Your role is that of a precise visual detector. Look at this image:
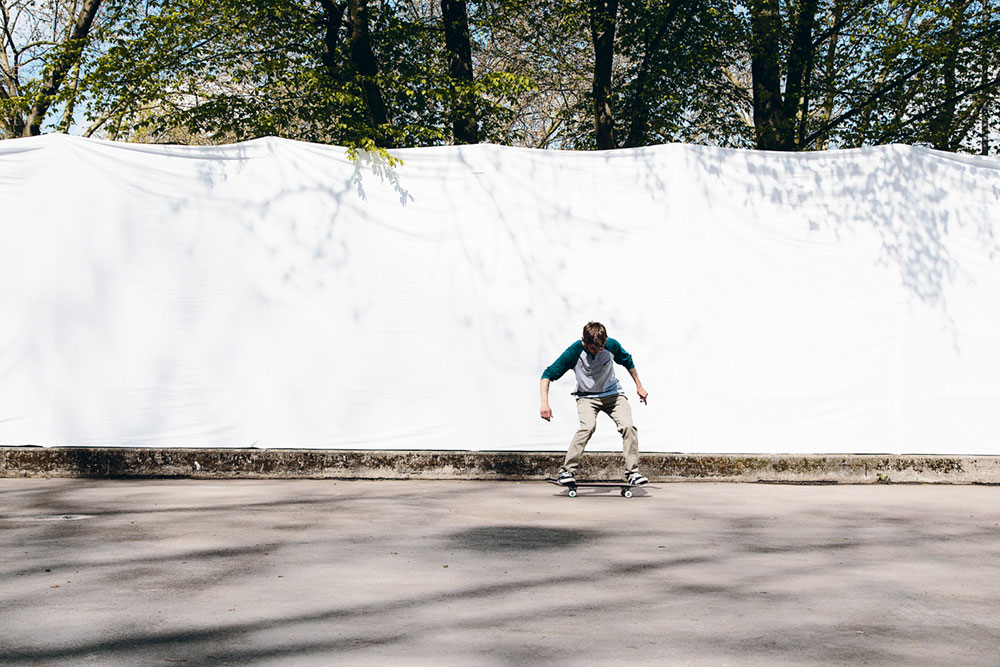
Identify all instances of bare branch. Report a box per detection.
[14,39,62,55]
[22,0,103,136]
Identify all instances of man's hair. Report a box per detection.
[582,321,608,347]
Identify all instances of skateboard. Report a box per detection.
[545,477,641,498]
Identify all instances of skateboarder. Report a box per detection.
[539,322,648,486]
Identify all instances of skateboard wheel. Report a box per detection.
[622,489,633,498]
[568,488,577,497]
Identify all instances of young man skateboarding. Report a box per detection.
[539,322,649,486]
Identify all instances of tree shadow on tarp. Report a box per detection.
[684,143,1000,349]
[349,148,414,206]
[447,145,664,370]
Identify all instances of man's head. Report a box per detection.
[581,321,608,355]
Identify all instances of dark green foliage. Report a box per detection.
[2,0,997,153]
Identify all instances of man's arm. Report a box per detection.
[540,342,584,421]
[540,378,552,420]
[627,367,648,404]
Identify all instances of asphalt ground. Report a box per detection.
[1,479,998,666]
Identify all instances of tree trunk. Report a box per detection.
[318,0,348,78]
[749,0,783,150]
[931,3,969,151]
[981,58,991,155]
[347,0,389,130]
[0,3,23,137]
[22,0,103,136]
[588,0,618,150]
[781,0,819,149]
[623,2,683,148]
[441,0,478,144]
[58,63,83,133]
[814,0,843,150]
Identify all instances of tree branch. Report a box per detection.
[0,0,19,88]
[21,0,102,136]
[810,0,878,48]
[872,72,1000,145]
[802,59,931,146]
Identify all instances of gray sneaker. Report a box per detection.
[626,471,648,486]
[557,470,576,485]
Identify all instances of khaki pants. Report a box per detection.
[561,394,639,475]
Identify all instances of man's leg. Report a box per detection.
[607,394,640,474]
[561,398,600,474]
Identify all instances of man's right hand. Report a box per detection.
[539,378,552,421]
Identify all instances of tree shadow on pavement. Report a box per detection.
[2,480,999,666]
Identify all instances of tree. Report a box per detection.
[468,0,591,147]
[348,0,390,129]
[479,0,744,150]
[1,0,117,138]
[77,0,532,148]
[744,0,1000,153]
[887,1,1000,153]
[441,0,478,143]
[747,0,820,150]
[4,0,996,155]
[616,0,747,148]
[79,0,420,145]
[588,0,618,149]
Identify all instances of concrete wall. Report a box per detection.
[2,448,998,484]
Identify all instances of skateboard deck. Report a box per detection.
[545,477,642,498]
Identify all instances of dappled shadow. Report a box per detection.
[685,144,1000,346]
[2,480,999,665]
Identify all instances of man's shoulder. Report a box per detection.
[557,341,586,365]
[557,340,585,363]
[541,340,585,380]
[604,338,635,368]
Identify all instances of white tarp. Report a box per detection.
[1,134,999,454]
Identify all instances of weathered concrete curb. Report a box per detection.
[2,447,999,483]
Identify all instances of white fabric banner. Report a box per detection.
[1,135,998,454]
